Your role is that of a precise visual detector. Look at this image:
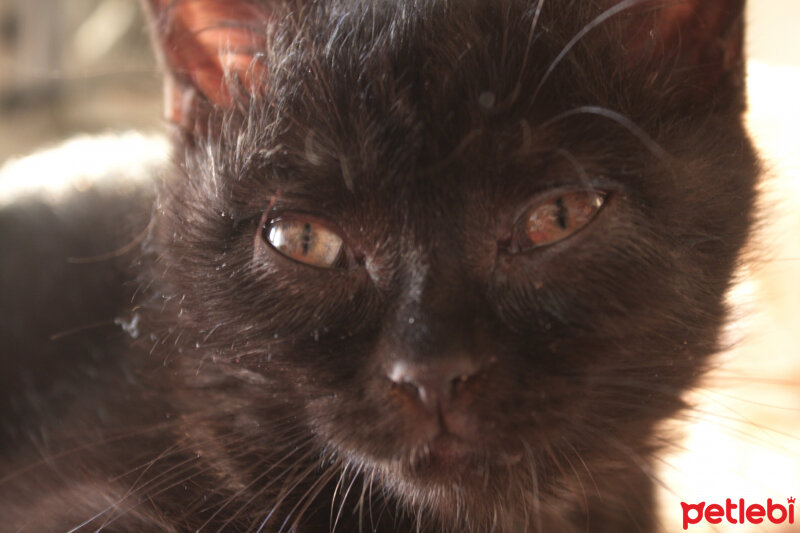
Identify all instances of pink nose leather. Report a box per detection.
[387,359,479,410]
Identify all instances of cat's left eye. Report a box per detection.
[510,189,606,252]
[263,216,346,268]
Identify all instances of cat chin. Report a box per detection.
[370,459,547,533]
[330,436,546,525]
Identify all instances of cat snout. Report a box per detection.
[387,358,482,411]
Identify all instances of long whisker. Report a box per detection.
[272,453,329,533]
[505,0,546,106]
[284,461,342,532]
[541,105,672,161]
[200,436,315,531]
[531,0,648,104]
[93,431,276,531]
[554,443,589,518]
[0,421,183,486]
[521,440,542,533]
[226,440,321,532]
[332,462,363,533]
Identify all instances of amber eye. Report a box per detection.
[263,216,345,268]
[511,190,606,251]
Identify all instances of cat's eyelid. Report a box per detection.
[266,211,346,238]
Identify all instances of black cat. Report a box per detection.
[0,0,758,531]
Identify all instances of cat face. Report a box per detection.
[143,0,756,527]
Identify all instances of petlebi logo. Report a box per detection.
[681,497,796,530]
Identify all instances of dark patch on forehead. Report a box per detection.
[265,2,542,185]
[255,0,714,211]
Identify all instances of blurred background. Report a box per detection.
[0,0,160,162]
[0,1,798,531]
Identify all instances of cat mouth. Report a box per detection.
[390,433,525,486]
[414,434,474,467]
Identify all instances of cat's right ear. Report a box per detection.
[141,0,275,129]
[614,0,746,100]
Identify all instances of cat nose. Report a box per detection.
[387,359,481,410]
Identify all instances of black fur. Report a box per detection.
[1,1,758,531]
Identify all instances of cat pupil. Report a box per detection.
[302,223,312,255]
[555,197,568,230]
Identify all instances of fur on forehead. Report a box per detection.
[144,0,747,183]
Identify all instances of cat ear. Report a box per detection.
[619,0,746,95]
[142,0,274,127]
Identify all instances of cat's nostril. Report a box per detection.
[387,359,482,409]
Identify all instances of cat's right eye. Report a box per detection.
[509,189,606,252]
[263,215,346,268]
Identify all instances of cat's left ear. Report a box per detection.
[142,0,274,128]
[618,0,746,96]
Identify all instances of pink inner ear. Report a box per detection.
[629,0,744,69]
[615,0,744,91]
[149,0,273,121]
[649,1,743,66]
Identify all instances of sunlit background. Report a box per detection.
[0,1,798,531]
[0,0,160,162]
